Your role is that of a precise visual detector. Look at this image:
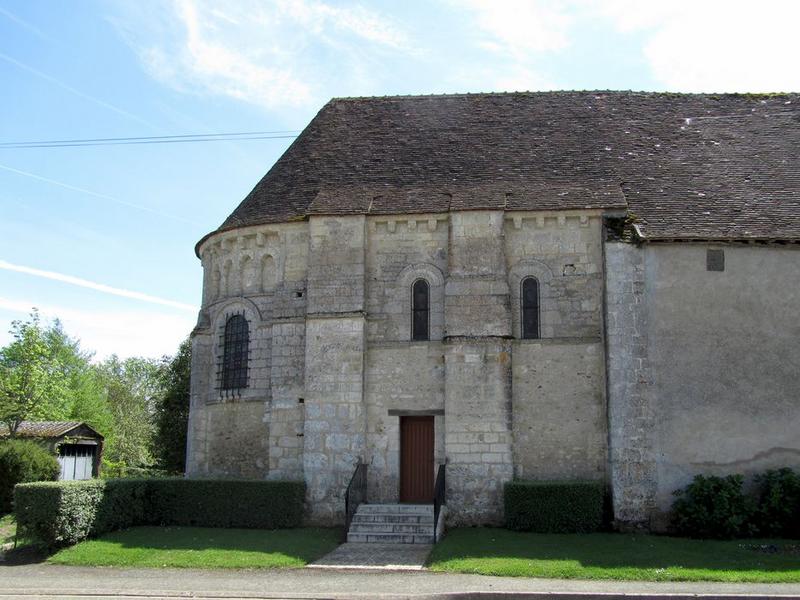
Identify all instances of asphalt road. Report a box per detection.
[1,564,800,600]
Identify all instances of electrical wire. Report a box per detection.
[0,131,301,149]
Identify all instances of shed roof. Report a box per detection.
[0,421,103,440]
[200,91,800,250]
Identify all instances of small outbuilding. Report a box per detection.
[0,421,104,480]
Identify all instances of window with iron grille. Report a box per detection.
[411,279,430,341]
[521,277,540,339]
[221,314,249,391]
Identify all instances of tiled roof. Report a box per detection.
[0,421,99,439]
[203,91,800,247]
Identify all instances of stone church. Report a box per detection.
[186,91,800,531]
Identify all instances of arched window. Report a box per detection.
[521,277,540,340]
[411,279,430,341]
[221,314,249,390]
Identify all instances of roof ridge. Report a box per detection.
[328,90,800,103]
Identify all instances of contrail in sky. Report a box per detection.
[0,51,159,130]
[0,163,203,226]
[0,6,53,43]
[0,259,197,312]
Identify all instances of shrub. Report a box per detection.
[16,480,108,545]
[147,479,306,529]
[14,478,305,547]
[0,439,59,513]
[755,468,800,538]
[671,474,756,539]
[504,480,605,533]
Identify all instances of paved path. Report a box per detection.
[310,542,433,570]
[1,563,800,600]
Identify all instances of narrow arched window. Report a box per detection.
[411,279,430,341]
[221,314,249,390]
[521,277,540,340]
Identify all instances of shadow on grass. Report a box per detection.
[0,514,50,566]
[1,544,50,566]
[428,528,800,580]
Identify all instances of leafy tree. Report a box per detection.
[0,310,70,435]
[154,338,191,473]
[0,307,184,477]
[43,320,114,438]
[95,355,160,472]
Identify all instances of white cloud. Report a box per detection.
[0,298,194,360]
[448,64,558,94]
[274,0,408,49]
[112,0,412,110]
[446,0,571,93]
[0,260,197,312]
[458,0,572,56]
[594,0,800,92]
[454,0,800,93]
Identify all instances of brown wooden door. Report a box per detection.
[400,416,434,502]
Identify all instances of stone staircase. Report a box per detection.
[346,504,435,544]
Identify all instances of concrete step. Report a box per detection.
[352,513,434,525]
[346,532,435,544]
[347,504,436,544]
[348,522,433,535]
[356,504,433,515]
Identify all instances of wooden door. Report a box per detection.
[400,416,434,502]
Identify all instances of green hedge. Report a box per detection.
[147,479,305,529]
[504,480,605,533]
[14,478,305,547]
[0,439,60,513]
[671,474,756,539]
[755,468,800,539]
[671,469,800,539]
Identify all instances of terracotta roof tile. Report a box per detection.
[0,421,84,438]
[201,91,800,247]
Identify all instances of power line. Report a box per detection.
[0,131,301,149]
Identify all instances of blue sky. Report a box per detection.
[1,0,798,359]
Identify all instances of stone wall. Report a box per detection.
[505,211,604,339]
[188,210,610,525]
[604,242,800,530]
[445,339,514,524]
[604,241,657,528]
[446,211,511,337]
[303,216,367,523]
[645,243,800,527]
[364,343,446,501]
[187,223,309,480]
[307,216,365,315]
[511,340,606,481]
[443,211,514,524]
[365,215,448,342]
[303,316,366,523]
[186,400,270,477]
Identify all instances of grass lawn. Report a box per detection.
[49,526,341,569]
[1,513,16,546]
[428,528,800,583]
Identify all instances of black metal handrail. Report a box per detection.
[344,461,367,541]
[433,463,446,542]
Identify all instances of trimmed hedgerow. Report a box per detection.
[146,479,306,529]
[14,478,305,547]
[0,439,59,513]
[504,480,605,533]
